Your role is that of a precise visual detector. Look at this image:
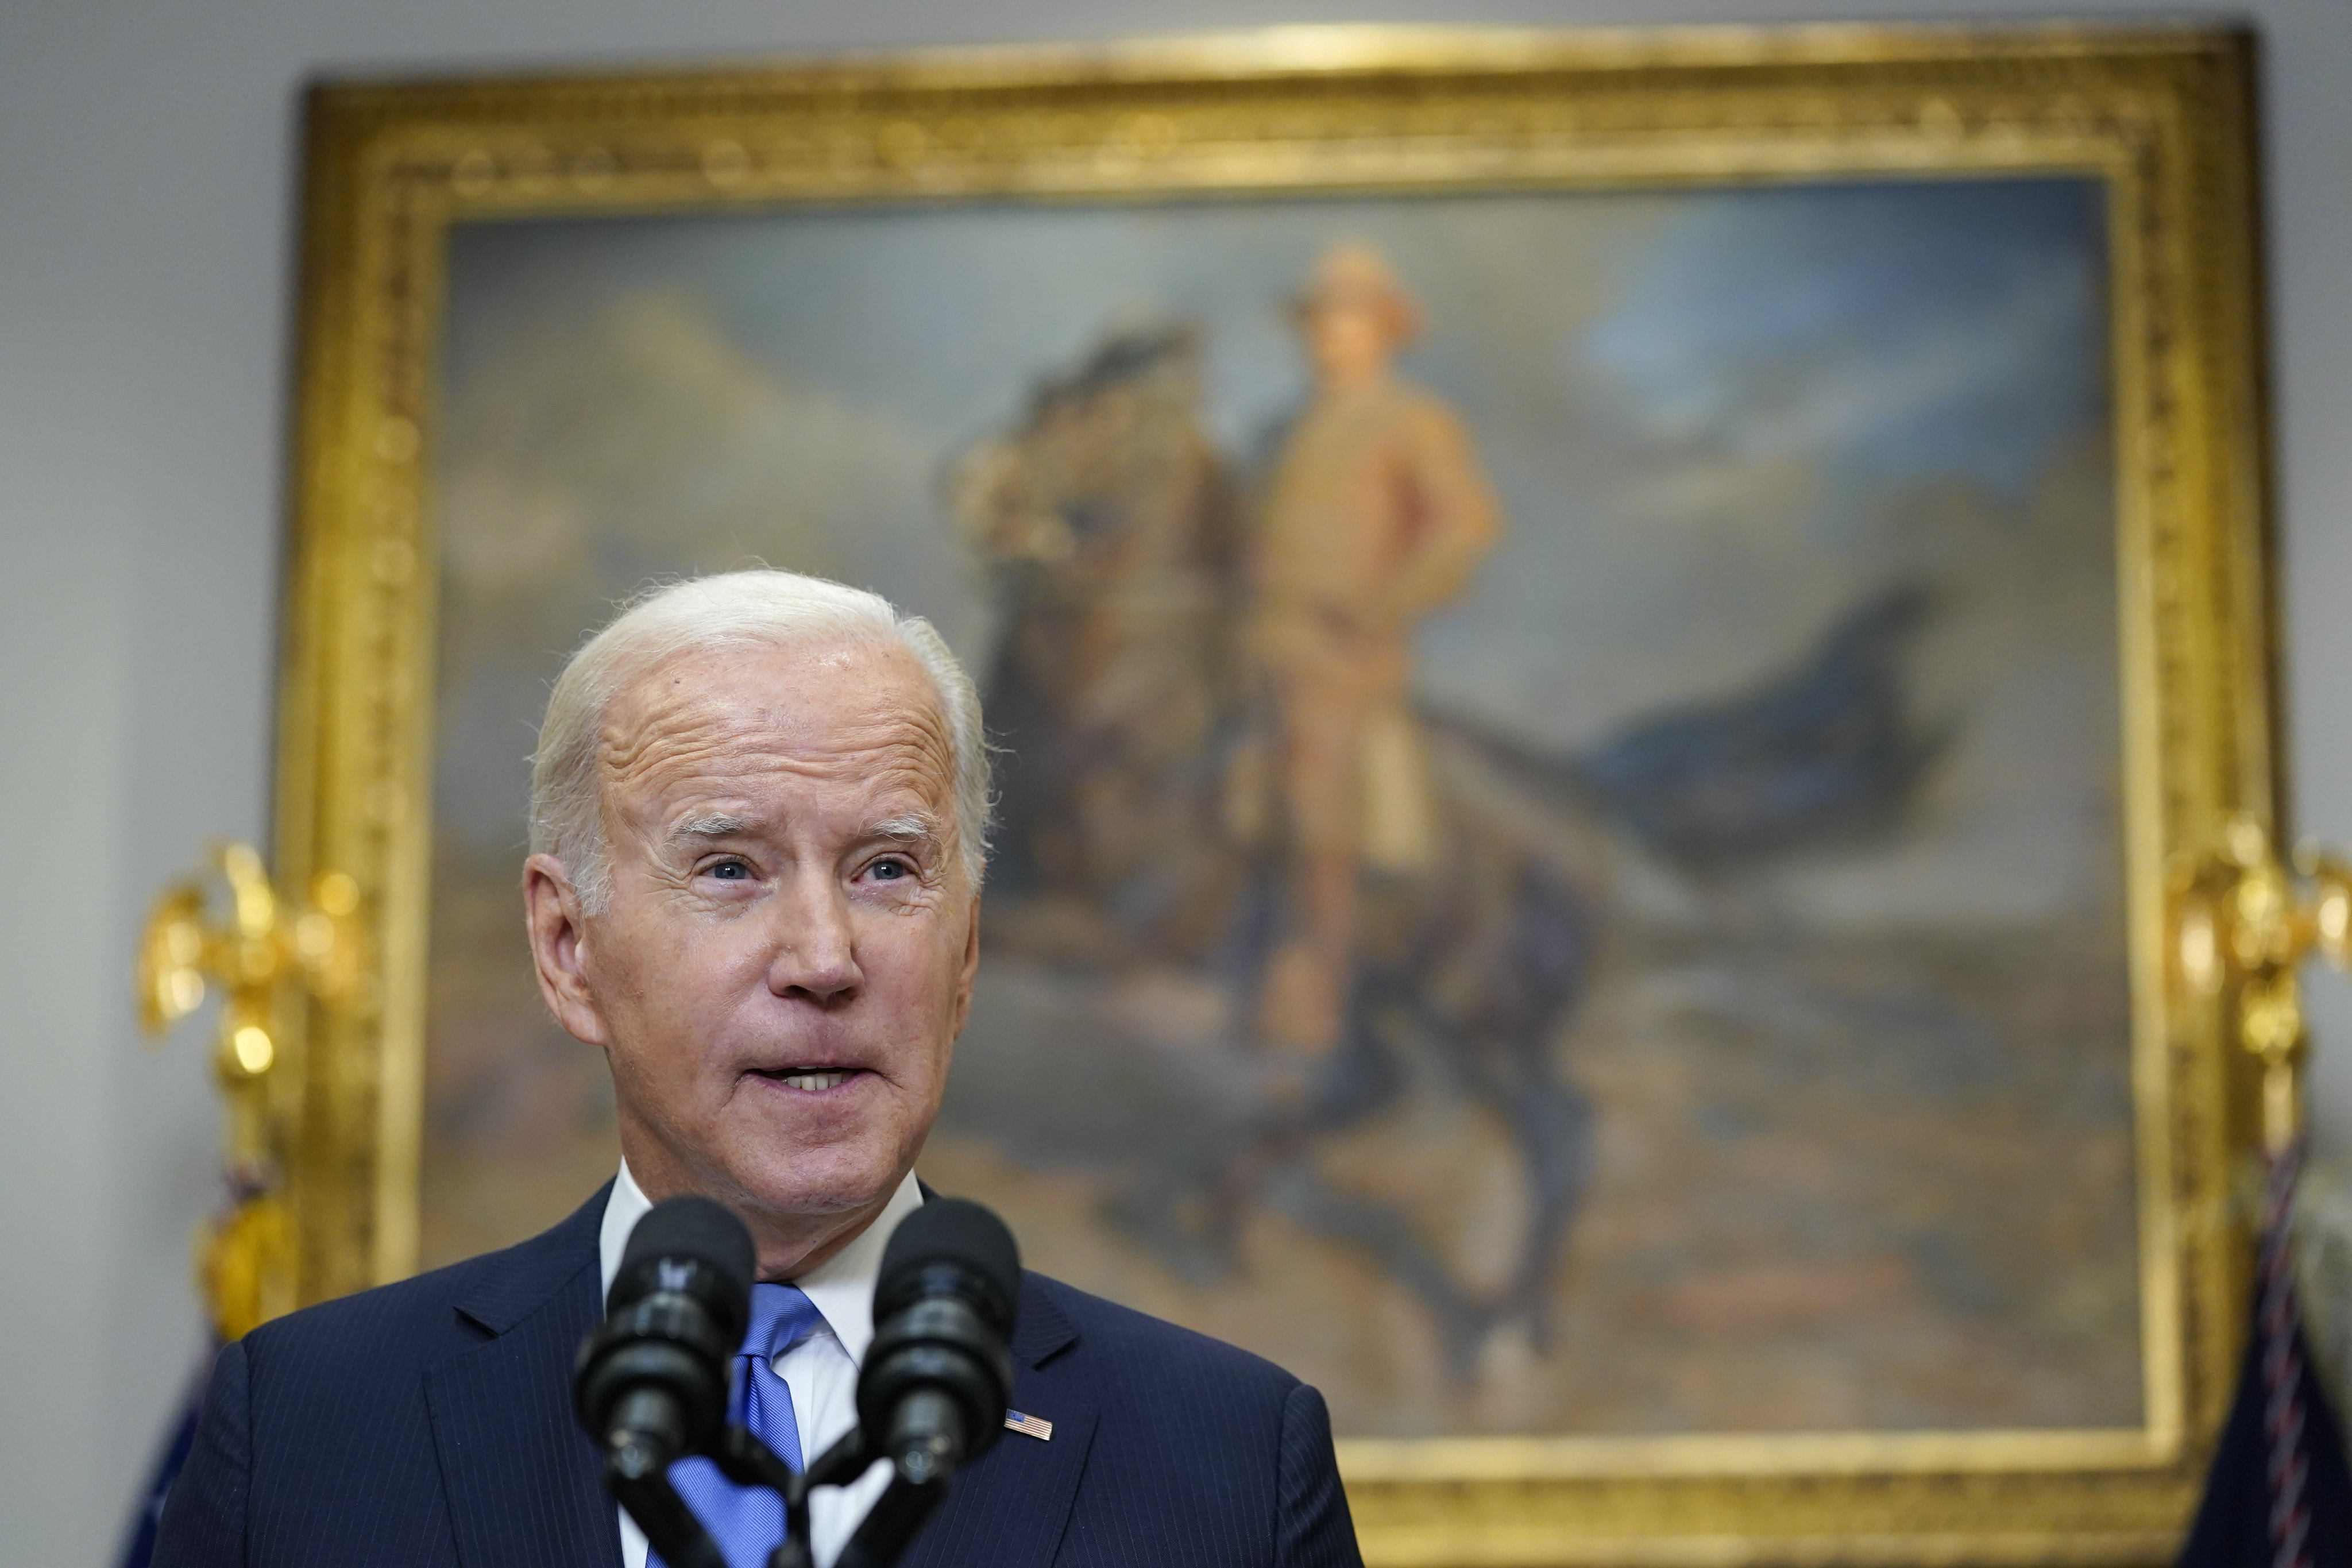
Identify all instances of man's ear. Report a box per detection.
[523,853,609,1046]
[949,893,982,1037]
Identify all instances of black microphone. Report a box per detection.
[856,1199,1021,1487]
[574,1195,754,1568]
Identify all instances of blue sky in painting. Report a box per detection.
[438,177,2115,924]
[447,179,2103,508]
[1581,179,2104,504]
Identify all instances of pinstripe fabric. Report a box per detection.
[153,1184,1363,1568]
[905,1277,1362,1568]
[155,1185,623,1568]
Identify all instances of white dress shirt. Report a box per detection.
[600,1162,921,1568]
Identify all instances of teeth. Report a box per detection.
[779,1071,852,1092]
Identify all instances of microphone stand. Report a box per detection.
[748,1425,947,1568]
[713,1423,812,1568]
[604,1440,729,1568]
[612,1421,947,1568]
[831,1471,947,1568]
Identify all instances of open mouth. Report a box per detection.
[752,1067,863,1093]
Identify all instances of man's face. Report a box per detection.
[525,638,979,1261]
[1301,296,1396,389]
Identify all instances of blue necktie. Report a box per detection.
[652,1283,823,1568]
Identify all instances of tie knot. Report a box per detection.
[743,1282,822,1364]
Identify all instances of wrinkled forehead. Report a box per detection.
[595,636,956,813]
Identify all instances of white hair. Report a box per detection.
[528,570,990,911]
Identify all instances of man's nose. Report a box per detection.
[764,875,862,1005]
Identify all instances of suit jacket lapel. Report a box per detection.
[903,1277,1096,1568]
[424,1185,624,1568]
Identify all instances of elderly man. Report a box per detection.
[155,571,1360,1568]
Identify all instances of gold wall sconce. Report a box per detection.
[136,843,364,1339]
[2173,814,2352,1158]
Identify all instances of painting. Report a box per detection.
[275,27,2274,1562]
[424,177,2135,1440]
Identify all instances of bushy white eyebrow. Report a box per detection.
[669,812,754,841]
[663,810,945,857]
[868,812,943,847]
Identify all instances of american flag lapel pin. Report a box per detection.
[1003,1409,1053,1442]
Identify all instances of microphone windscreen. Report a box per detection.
[879,1198,1021,1330]
[615,1195,756,1313]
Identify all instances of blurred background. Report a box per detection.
[1,0,2345,1559]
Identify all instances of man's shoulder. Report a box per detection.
[240,1250,509,1362]
[238,1185,608,1375]
[995,1273,1358,1562]
[1020,1270,1300,1400]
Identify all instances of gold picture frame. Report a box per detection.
[271,24,2273,1563]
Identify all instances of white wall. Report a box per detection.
[1,0,2345,1559]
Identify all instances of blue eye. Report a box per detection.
[871,859,906,881]
[710,861,750,880]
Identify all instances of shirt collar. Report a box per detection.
[596,1161,924,1368]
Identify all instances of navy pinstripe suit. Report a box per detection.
[153,1184,1363,1567]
